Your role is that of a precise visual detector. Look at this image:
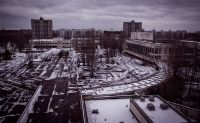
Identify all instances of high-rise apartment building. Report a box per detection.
[31,17,53,39]
[123,22,131,39]
[123,20,143,38]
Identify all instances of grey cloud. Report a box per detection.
[0,0,200,31]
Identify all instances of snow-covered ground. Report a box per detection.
[76,48,158,90]
[81,62,169,95]
[37,48,61,60]
[0,48,169,106]
[0,53,26,76]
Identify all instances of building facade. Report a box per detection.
[153,30,188,42]
[82,95,189,123]
[123,20,143,38]
[53,29,100,39]
[71,29,95,38]
[31,17,53,39]
[124,32,198,67]
[130,95,189,123]
[72,38,96,53]
[29,38,71,48]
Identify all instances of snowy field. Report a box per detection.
[0,48,168,96]
[82,62,169,95]
[0,47,170,122]
[0,49,64,122]
[76,48,158,89]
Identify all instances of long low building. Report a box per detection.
[124,32,199,67]
[29,38,72,48]
[82,95,189,123]
[130,95,189,123]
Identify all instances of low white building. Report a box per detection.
[29,38,72,48]
[83,95,189,123]
[130,95,189,123]
[84,97,139,123]
[131,31,153,41]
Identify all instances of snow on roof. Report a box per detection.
[85,98,138,123]
[32,58,42,62]
[37,48,60,59]
[133,96,188,123]
[31,38,64,41]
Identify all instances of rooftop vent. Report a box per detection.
[147,103,155,111]
[160,103,169,110]
[140,97,145,102]
[149,96,154,102]
[119,121,124,123]
[92,109,99,114]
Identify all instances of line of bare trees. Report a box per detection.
[167,44,200,109]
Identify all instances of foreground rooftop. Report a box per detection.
[83,95,189,123]
[131,96,188,123]
[84,98,138,123]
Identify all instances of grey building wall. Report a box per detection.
[31,17,53,39]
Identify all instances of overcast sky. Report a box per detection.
[0,0,200,31]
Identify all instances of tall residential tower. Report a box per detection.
[31,17,53,39]
[123,20,143,38]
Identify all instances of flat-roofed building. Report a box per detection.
[124,32,197,67]
[153,30,188,42]
[71,29,95,38]
[82,95,189,123]
[131,31,153,41]
[29,38,71,48]
[83,96,138,123]
[130,95,189,123]
[123,22,131,39]
[72,38,96,53]
[123,20,143,38]
[31,17,53,39]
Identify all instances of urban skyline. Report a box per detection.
[0,0,200,31]
[0,1,200,123]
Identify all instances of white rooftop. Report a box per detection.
[133,96,188,123]
[85,98,138,123]
[31,37,71,42]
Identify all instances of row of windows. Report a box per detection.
[127,43,194,54]
[34,32,52,34]
[33,42,71,45]
[127,43,196,60]
[168,47,194,54]
[127,43,155,57]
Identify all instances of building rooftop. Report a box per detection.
[131,95,188,123]
[85,98,138,123]
[83,95,189,123]
[30,38,72,42]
